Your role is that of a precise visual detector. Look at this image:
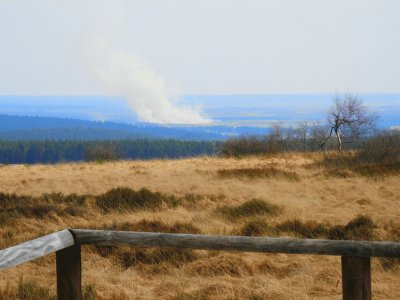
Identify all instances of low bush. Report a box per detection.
[0,192,89,225]
[276,219,329,238]
[358,131,400,164]
[95,187,169,212]
[276,215,377,241]
[318,131,400,177]
[351,162,400,177]
[327,215,376,240]
[215,199,282,221]
[0,187,188,225]
[239,219,277,237]
[221,135,280,156]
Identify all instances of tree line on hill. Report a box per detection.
[0,115,261,141]
[0,94,398,164]
[0,139,221,164]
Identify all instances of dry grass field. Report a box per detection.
[0,153,399,299]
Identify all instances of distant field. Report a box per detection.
[0,154,399,299]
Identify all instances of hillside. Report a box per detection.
[0,115,269,141]
[0,154,399,299]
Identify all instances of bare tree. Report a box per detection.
[319,93,378,151]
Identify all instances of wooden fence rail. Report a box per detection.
[1,229,400,300]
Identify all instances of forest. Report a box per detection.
[0,139,220,164]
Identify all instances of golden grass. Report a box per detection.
[0,153,399,299]
[217,167,300,181]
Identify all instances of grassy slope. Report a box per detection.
[0,153,399,299]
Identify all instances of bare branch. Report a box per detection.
[321,93,378,151]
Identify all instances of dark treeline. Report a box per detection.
[0,115,260,141]
[0,139,221,164]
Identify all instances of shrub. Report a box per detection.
[215,199,282,221]
[95,187,167,212]
[358,131,400,164]
[331,215,376,240]
[276,219,329,238]
[351,162,400,177]
[239,219,277,237]
[0,192,89,224]
[221,135,273,156]
[0,193,32,210]
[318,131,400,177]
[326,215,376,241]
[276,215,377,241]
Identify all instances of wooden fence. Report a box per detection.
[1,229,400,300]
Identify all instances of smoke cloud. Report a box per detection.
[85,38,209,124]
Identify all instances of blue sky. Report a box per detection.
[0,1,399,124]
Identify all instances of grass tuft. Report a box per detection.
[118,248,198,269]
[276,215,377,241]
[184,254,253,277]
[217,167,300,181]
[215,199,282,221]
[276,219,329,238]
[95,187,169,212]
[256,259,300,278]
[0,278,54,300]
[328,215,376,240]
[239,219,277,237]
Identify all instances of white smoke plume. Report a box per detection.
[86,38,209,124]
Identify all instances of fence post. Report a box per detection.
[341,256,371,300]
[56,245,82,300]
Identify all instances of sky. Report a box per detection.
[0,1,399,123]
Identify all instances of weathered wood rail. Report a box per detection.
[1,229,400,300]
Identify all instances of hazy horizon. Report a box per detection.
[1,93,399,129]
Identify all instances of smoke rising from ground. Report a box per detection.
[86,38,208,124]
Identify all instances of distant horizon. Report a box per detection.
[0,93,399,129]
